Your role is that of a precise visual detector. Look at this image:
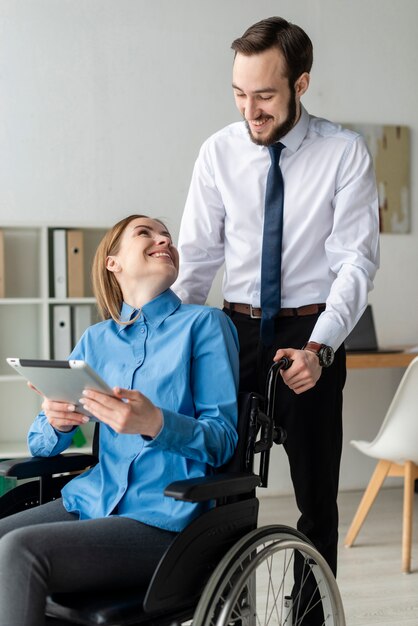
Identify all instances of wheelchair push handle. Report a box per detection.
[265,356,292,406]
[254,357,292,488]
[271,356,293,373]
[265,356,293,446]
[253,358,291,452]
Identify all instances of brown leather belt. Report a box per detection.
[223,300,326,319]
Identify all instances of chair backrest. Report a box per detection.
[367,356,418,463]
[221,391,262,473]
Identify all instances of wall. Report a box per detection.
[1,0,417,494]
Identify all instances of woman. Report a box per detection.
[0,215,239,626]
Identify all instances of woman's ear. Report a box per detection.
[106,256,121,273]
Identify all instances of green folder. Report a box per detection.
[71,426,87,448]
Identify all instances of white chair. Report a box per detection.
[344,355,418,573]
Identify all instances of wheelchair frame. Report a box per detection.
[0,359,346,626]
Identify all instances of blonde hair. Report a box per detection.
[92,214,169,323]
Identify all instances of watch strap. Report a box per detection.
[303,341,322,354]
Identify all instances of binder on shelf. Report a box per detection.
[71,426,87,448]
[52,305,72,359]
[67,230,84,297]
[0,229,5,298]
[53,229,67,298]
[72,304,92,344]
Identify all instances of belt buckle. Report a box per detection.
[249,305,262,319]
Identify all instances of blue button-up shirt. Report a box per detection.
[28,290,239,532]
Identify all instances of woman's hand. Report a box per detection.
[273,348,322,394]
[79,387,163,438]
[28,382,89,432]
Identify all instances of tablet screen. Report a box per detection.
[6,358,114,419]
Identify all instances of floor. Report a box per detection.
[258,487,418,625]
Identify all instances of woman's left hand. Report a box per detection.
[79,388,163,438]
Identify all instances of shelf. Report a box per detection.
[0,305,44,373]
[0,223,107,455]
[0,298,43,305]
[0,298,96,305]
[1,228,42,298]
[47,297,97,304]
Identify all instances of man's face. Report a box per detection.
[232,48,305,146]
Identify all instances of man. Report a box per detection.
[173,16,379,578]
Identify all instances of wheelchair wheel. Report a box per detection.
[193,524,345,626]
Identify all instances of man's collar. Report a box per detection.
[119,289,181,330]
[280,104,309,154]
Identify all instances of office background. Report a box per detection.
[0,0,417,494]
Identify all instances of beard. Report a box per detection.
[246,85,298,147]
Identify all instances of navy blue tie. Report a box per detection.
[260,142,285,346]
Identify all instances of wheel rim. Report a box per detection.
[193,531,345,626]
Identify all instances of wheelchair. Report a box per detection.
[0,358,346,626]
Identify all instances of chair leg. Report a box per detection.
[402,461,416,573]
[344,459,391,547]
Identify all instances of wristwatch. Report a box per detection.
[303,341,335,368]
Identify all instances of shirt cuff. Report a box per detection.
[145,408,194,450]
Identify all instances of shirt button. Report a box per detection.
[140,328,145,334]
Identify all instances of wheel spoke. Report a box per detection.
[265,548,294,626]
[192,527,345,626]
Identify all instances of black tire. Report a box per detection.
[193,524,346,626]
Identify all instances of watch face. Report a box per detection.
[319,345,334,368]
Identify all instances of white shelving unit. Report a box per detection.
[0,223,107,458]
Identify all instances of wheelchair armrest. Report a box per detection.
[164,471,261,502]
[0,453,98,480]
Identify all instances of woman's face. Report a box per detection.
[107,217,179,292]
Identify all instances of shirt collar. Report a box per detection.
[119,289,181,330]
[280,104,310,154]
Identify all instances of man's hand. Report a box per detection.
[79,387,163,438]
[273,348,322,394]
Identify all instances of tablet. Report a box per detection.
[6,358,114,420]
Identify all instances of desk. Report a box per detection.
[346,349,416,369]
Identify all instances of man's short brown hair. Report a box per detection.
[231,16,313,86]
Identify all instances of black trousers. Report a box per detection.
[224,308,346,576]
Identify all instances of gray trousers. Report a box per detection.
[0,498,177,626]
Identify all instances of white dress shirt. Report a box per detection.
[173,106,380,351]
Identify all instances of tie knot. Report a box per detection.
[268,142,285,165]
